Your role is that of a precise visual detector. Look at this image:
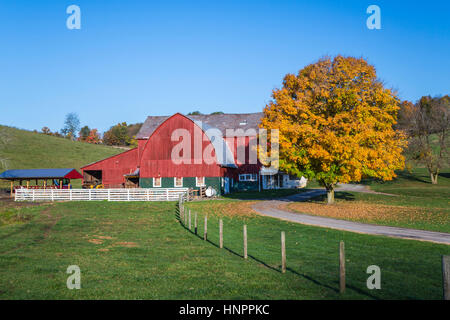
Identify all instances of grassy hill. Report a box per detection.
[0,125,124,189]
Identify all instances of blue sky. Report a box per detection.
[0,0,449,133]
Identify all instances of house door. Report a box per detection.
[262,175,275,189]
[223,177,230,194]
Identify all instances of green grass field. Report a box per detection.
[0,125,448,299]
[0,200,448,299]
[0,125,123,189]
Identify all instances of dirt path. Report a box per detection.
[252,190,450,245]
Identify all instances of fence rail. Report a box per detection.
[15,188,189,202]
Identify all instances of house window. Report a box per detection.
[153,177,161,187]
[196,177,205,187]
[239,173,258,182]
[174,177,183,187]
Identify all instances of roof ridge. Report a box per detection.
[137,112,263,139]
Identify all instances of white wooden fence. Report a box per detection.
[15,188,189,202]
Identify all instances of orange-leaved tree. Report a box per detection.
[260,56,407,204]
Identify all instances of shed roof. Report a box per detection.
[136,112,263,139]
[0,168,83,180]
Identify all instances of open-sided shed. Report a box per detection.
[0,168,83,197]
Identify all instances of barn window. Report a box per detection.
[174,177,183,187]
[239,174,258,182]
[153,177,161,187]
[196,177,205,187]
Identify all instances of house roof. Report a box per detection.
[0,168,83,180]
[136,112,264,139]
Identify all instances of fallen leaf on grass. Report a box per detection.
[88,239,104,244]
[94,235,114,240]
[114,242,138,248]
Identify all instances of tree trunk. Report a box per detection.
[431,172,438,185]
[326,186,335,204]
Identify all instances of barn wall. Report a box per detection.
[81,148,139,187]
[137,139,146,160]
[139,113,223,178]
[224,136,261,180]
[139,177,222,194]
[80,113,264,192]
[232,180,259,191]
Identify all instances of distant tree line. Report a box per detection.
[397,95,449,184]
[40,113,142,148]
[40,111,223,146]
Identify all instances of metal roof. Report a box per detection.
[190,119,237,168]
[0,168,83,180]
[136,112,263,139]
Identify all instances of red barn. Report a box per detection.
[82,112,304,194]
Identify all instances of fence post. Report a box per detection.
[70,189,72,201]
[204,215,207,241]
[179,195,183,221]
[443,255,450,300]
[51,189,54,202]
[108,189,111,201]
[127,189,130,201]
[166,189,169,201]
[219,219,223,249]
[281,231,286,273]
[340,241,346,294]
[32,189,35,201]
[194,212,198,235]
[188,210,191,230]
[244,225,248,259]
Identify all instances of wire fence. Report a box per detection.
[176,194,450,299]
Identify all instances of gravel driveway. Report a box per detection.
[252,190,450,245]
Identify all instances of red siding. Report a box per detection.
[224,136,261,179]
[139,113,223,178]
[80,113,264,186]
[137,139,146,160]
[81,148,139,187]
[64,169,83,179]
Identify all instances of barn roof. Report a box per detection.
[136,112,263,139]
[0,168,83,180]
[190,119,237,168]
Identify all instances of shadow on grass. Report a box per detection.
[302,191,356,203]
[221,189,307,201]
[175,207,381,299]
[0,222,33,241]
[439,172,450,179]
[358,169,433,186]
[395,170,429,184]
